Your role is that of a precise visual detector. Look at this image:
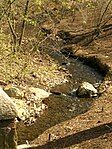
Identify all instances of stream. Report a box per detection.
[17,50,104,145]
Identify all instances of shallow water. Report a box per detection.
[51,58,102,94]
[17,51,103,144]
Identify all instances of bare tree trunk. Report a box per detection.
[7,17,17,52]
[7,0,17,53]
[19,0,30,46]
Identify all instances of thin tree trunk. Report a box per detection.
[7,17,17,52]
[19,0,30,46]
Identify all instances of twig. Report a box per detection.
[48,133,51,141]
[37,34,52,47]
[98,0,112,27]
[101,15,112,29]
[0,0,16,21]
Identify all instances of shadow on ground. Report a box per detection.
[32,122,112,149]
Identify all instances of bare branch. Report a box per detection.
[98,0,112,27]
[101,15,112,28]
[0,0,16,21]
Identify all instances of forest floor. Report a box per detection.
[1,28,112,149]
[0,1,112,148]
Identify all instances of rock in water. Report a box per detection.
[76,82,98,98]
[0,87,19,120]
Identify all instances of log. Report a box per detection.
[56,23,112,46]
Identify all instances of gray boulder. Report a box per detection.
[76,82,98,98]
[0,87,19,120]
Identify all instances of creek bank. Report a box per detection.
[73,51,112,95]
[60,48,109,77]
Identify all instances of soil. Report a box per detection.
[0,1,112,148]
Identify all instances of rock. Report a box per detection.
[0,87,19,120]
[12,98,30,121]
[19,87,51,123]
[0,86,51,122]
[29,87,51,99]
[68,89,77,97]
[76,82,98,98]
[1,86,51,122]
[4,84,24,99]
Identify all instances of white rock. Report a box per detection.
[76,82,98,98]
[29,87,51,99]
[82,82,98,94]
[12,98,30,120]
[0,87,19,120]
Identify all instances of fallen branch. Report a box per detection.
[17,144,38,149]
[56,22,112,46]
